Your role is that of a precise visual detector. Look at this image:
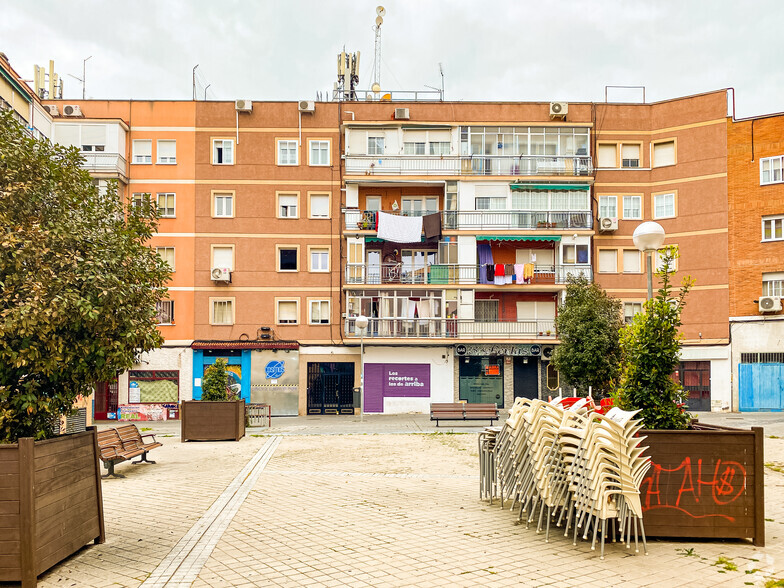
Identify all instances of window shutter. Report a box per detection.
[621,144,639,160]
[212,247,233,270]
[653,141,675,166]
[599,250,617,273]
[278,301,297,322]
[55,125,80,147]
[623,250,641,273]
[310,195,329,217]
[158,140,176,158]
[134,140,152,157]
[82,124,106,145]
[598,144,617,167]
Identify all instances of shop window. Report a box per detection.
[128,370,179,403]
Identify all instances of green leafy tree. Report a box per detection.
[0,111,171,442]
[613,246,694,429]
[201,358,230,401]
[550,274,623,396]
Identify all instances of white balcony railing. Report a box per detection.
[79,152,128,179]
[344,155,593,176]
[345,263,593,286]
[344,317,557,339]
[344,209,593,231]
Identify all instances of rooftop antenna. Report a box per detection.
[372,6,385,93]
[335,47,360,101]
[67,56,92,100]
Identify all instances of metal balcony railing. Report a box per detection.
[344,209,593,231]
[344,317,557,339]
[345,263,593,286]
[79,152,128,179]
[344,155,593,176]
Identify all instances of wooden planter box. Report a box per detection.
[180,400,245,442]
[641,423,764,545]
[0,428,105,587]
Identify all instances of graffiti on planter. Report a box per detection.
[640,457,747,522]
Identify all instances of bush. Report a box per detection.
[613,246,694,429]
[201,358,230,401]
[0,111,170,442]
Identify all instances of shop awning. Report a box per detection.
[476,235,561,242]
[191,340,299,350]
[510,183,591,191]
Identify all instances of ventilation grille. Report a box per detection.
[741,352,784,364]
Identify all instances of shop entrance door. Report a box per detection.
[93,380,118,420]
[677,361,711,412]
[307,362,356,415]
[513,357,539,400]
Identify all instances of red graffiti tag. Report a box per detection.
[640,457,747,522]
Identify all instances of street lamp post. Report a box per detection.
[355,315,369,421]
[633,221,666,300]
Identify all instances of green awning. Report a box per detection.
[510,184,591,191]
[476,236,561,242]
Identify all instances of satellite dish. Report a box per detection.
[375,15,383,26]
[376,6,386,16]
[371,83,381,93]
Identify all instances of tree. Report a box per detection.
[613,246,694,429]
[550,274,623,396]
[201,358,230,401]
[0,111,171,442]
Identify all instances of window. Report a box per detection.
[653,139,676,167]
[157,140,176,164]
[128,370,179,404]
[475,299,499,322]
[598,249,618,273]
[623,302,643,324]
[277,300,299,324]
[402,197,439,216]
[598,195,617,218]
[156,193,176,218]
[211,245,234,271]
[623,195,642,220]
[562,244,589,264]
[156,247,175,271]
[654,192,676,219]
[475,197,506,210]
[80,124,106,152]
[132,140,152,164]
[277,140,298,165]
[403,142,426,155]
[213,139,234,165]
[310,300,330,324]
[156,300,175,325]
[654,248,678,272]
[597,143,617,168]
[763,272,784,297]
[546,364,559,391]
[308,140,330,166]
[762,215,784,241]
[211,299,234,325]
[278,193,298,218]
[309,247,329,272]
[429,142,451,155]
[623,249,641,273]
[761,156,784,185]
[213,192,234,218]
[309,193,330,218]
[278,247,298,271]
[621,144,641,168]
[131,192,151,210]
[368,136,385,155]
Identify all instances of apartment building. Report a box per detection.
[728,112,784,411]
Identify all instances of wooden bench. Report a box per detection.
[430,403,499,426]
[116,424,162,465]
[96,428,145,478]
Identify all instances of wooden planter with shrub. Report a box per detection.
[0,428,105,587]
[180,400,246,442]
[641,423,764,545]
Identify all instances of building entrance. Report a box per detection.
[513,357,539,400]
[93,380,118,420]
[307,362,356,415]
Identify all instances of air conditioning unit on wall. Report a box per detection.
[211,267,231,282]
[759,296,782,313]
[599,217,618,231]
[550,102,568,118]
[394,107,410,120]
[43,104,59,116]
[62,104,82,117]
[235,99,253,112]
[299,100,315,113]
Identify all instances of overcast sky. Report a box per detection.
[2,0,781,118]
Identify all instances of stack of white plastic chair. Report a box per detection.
[495,397,532,507]
[563,407,651,559]
[478,426,501,502]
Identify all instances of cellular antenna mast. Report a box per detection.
[371,6,386,93]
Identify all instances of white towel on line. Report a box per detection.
[377,211,423,243]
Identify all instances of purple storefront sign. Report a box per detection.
[364,363,431,413]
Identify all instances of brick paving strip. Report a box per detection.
[139,436,282,588]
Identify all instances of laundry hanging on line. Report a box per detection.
[377,211,423,243]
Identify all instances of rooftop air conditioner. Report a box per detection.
[759,296,782,313]
[298,100,315,113]
[235,99,253,112]
[550,102,568,118]
[599,217,618,232]
[211,267,231,282]
[43,104,59,117]
[62,104,82,117]
[394,107,410,120]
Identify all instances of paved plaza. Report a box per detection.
[31,413,784,587]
